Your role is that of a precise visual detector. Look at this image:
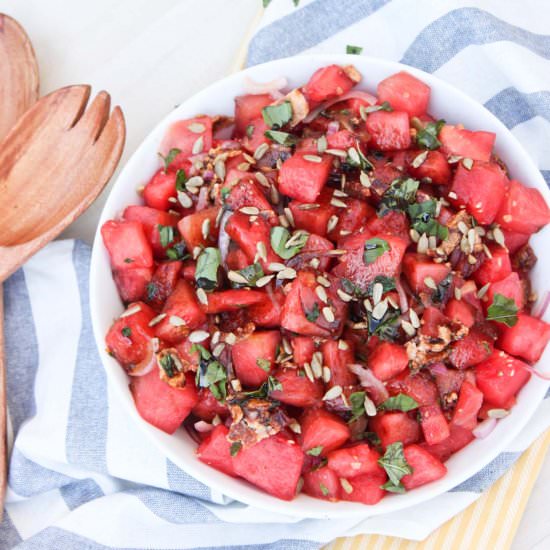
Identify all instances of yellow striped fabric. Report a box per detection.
[325,429,550,550]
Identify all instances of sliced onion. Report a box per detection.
[218,210,232,267]
[303,90,378,123]
[127,343,156,377]
[196,185,209,211]
[327,121,340,135]
[194,420,214,433]
[520,363,550,380]
[213,122,235,141]
[243,75,288,96]
[532,290,550,319]
[395,278,409,313]
[348,363,389,402]
[427,362,448,376]
[473,417,497,439]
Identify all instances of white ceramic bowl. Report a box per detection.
[90,54,550,519]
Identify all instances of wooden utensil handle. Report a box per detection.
[0,284,6,520]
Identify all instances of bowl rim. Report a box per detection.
[90,53,550,519]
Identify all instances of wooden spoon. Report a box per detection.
[0,12,39,517]
[0,83,126,513]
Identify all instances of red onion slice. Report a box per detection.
[327,120,340,135]
[217,210,232,267]
[395,277,409,313]
[303,90,377,123]
[243,75,288,96]
[348,363,389,403]
[473,417,497,439]
[520,363,550,381]
[194,420,214,433]
[532,290,550,319]
[127,343,156,377]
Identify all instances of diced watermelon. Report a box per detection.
[451,381,484,430]
[303,465,341,500]
[420,425,474,462]
[225,180,274,219]
[289,188,336,237]
[242,116,270,153]
[498,313,550,363]
[449,330,494,369]
[177,207,220,251]
[365,111,411,151]
[449,162,507,225]
[402,253,451,293]
[142,168,179,211]
[370,412,421,449]
[321,339,358,388]
[327,197,375,241]
[232,434,305,501]
[365,210,411,243]
[192,388,229,422]
[300,408,351,456]
[377,71,430,117]
[473,245,512,286]
[327,444,384,479]
[368,342,409,381]
[234,94,273,137]
[113,267,153,303]
[502,229,531,255]
[303,64,358,104]
[332,234,407,290]
[145,261,183,311]
[387,371,438,407]
[270,367,324,407]
[340,472,387,505]
[439,125,495,162]
[101,220,154,270]
[419,404,450,445]
[444,298,475,328]
[231,330,280,387]
[419,307,450,338]
[430,363,465,408]
[401,445,447,489]
[197,425,236,476]
[247,287,285,328]
[154,280,207,343]
[106,302,156,368]
[130,371,198,434]
[204,289,267,314]
[291,336,315,366]
[279,153,333,203]
[326,129,356,150]
[475,350,531,407]
[407,150,450,184]
[160,116,213,159]
[484,271,524,312]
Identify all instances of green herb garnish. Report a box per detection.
[175,169,187,191]
[305,302,320,323]
[195,247,221,291]
[363,101,393,114]
[407,200,448,240]
[346,44,363,55]
[262,101,293,130]
[265,130,298,146]
[378,442,412,493]
[363,237,390,264]
[158,224,175,248]
[121,327,131,338]
[367,276,396,296]
[256,358,271,372]
[487,293,519,327]
[306,445,323,457]
[230,441,242,456]
[270,226,307,260]
[166,241,187,260]
[246,124,255,138]
[159,353,177,378]
[379,177,419,215]
[159,148,181,171]
[349,391,366,422]
[415,119,445,150]
[379,393,419,412]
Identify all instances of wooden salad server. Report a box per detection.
[0,14,126,515]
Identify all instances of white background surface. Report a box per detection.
[1,0,548,548]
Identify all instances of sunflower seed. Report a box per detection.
[330,197,347,208]
[340,478,353,494]
[256,274,275,287]
[255,171,269,187]
[417,233,429,254]
[372,282,383,305]
[409,228,420,242]
[322,366,332,383]
[202,219,211,240]
[322,306,335,322]
[317,135,327,154]
[270,184,280,204]
[188,330,210,343]
[333,189,348,198]
[192,136,204,155]
[411,150,429,168]
[196,288,208,305]
[303,154,323,163]
[462,157,474,170]
[120,305,142,318]
[326,148,347,158]
[268,262,286,272]
[278,214,289,228]
[168,197,178,204]
[297,203,320,210]
[228,270,249,284]
[323,385,343,401]
[424,276,437,290]
[239,206,260,215]
[358,171,371,189]
[310,258,320,269]
[277,267,297,280]
[311,357,323,379]
[317,275,331,287]
[337,289,353,302]
[477,282,490,299]
[177,191,193,208]
[237,162,250,171]
[284,207,295,226]
[483,244,493,259]
[454,287,462,300]
[363,298,372,312]
[468,254,477,264]
[457,221,469,234]
[468,228,477,251]
[243,153,255,164]
[401,320,416,337]
[493,226,506,247]
[256,241,267,262]
[214,159,226,180]
[347,147,360,165]
[315,285,328,303]
[188,122,206,133]
[303,363,315,383]
[372,300,388,320]
[428,235,437,249]
[211,331,221,345]
[488,408,510,419]
[230,378,242,392]
[148,313,167,327]
[169,315,186,327]
[327,215,339,233]
[254,142,269,160]
[224,332,237,345]
[448,191,458,200]
[192,246,202,260]
[288,419,302,434]
[211,342,225,357]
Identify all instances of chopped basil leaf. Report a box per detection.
[346,146,374,171]
[264,130,299,146]
[306,445,323,457]
[230,441,242,456]
[305,302,320,323]
[431,274,452,304]
[231,263,265,288]
[175,169,188,191]
[123,258,134,264]
[166,241,187,260]
[267,375,282,392]
[367,302,401,341]
[195,247,221,291]
[270,226,307,259]
[364,431,382,448]
[379,177,419,214]
[363,237,390,264]
[159,353,177,378]
[367,275,396,296]
[319,483,329,496]
[262,101,293,130]
[346,44,363,55]
[407,200,448,240]
[349,391,366,422]
[159,148,181,171]
[256,358,271,372]
[121,327,131,338]
[197,358,227,401]
[157,224,175,248]
[220,187,231,201]
[191,343,211,360]
[292,0,300,6]
[416,119,445,150]
[342,278,366,298]
[146,282,159,302]
[378,442,413,490]
[246,124,255,138]
[487,293,519,327]
[381,480,406,493]
[379,393,419,412]
[364,101,393,114]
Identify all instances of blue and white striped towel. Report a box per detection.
[3,1,550,548]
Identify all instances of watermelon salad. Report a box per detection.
[101,63,550,504]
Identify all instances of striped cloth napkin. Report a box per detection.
[2,1,550,548]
